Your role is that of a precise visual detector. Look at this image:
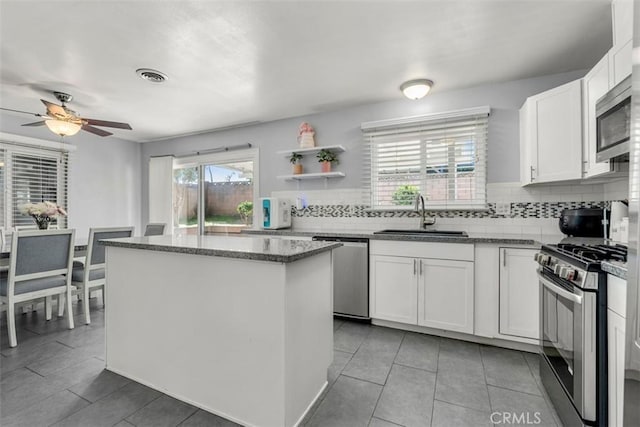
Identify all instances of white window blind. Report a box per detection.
[362,106,490,210]
[0,142,70,229]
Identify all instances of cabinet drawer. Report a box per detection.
[370,240,474,261]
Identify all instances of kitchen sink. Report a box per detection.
[373,229,468,237]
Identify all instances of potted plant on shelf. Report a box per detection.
[316,149,339,173]
[289,152,303,175]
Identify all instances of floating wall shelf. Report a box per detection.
[277,172,346,181]
[277,145,346,157]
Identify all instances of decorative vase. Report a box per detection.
[33,216,50,230]
[292,164,303,175]
[321,161,331,173]
[298,132,315,148]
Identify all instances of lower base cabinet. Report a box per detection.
[418,258,474,334]
[607,273,627,427]
[370,251,474,334]
[499,248,540,340]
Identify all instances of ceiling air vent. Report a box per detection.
[136,68,168,83]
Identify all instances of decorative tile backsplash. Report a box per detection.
[271,180,628,236]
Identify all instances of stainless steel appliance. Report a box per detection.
[596,75,631,162]
[535,243,627,426]
[312,236,369,320]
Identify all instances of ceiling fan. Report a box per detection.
[0,91,132,137]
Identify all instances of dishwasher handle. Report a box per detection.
[312,236,369,245]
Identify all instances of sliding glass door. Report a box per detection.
[172,149,258,235]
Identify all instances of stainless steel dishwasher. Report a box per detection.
[312,236,369,320]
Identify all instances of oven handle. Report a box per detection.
[538,273,583,305]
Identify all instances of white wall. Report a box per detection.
[0,115,142,238]
[140,70,586,223]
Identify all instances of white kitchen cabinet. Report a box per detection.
[370,255,417,324]
[418,258,474,334]
[498,248,539,340]
[607,274,626,427]
[520,79,582,185]
[610,39,632,87]
[610,0,633,87]
[369,241,474,332]
[582,54,617,178]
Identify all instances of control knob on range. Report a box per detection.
[562,268,577,281]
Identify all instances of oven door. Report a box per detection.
[539,270,596,422]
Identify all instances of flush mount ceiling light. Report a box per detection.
[136,68,168,83]
[45,119,81,137]
[400,79,434,100]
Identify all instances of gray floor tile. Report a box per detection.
[328,350,353,385]
[0,366,43,394]
[437,352,486,384]
[333,322,372,353]
[394,332,439,372]
[333,318,345,331]
[1,390,89,427]
[431,400,492,427]
[52,381,161,427]
[1,340,73,375]
[439,337,481,362]
[113,421,135,427]
[27,343,103,376]
[178,409,241,426]
[341,327,404,385]
[373,364,436,427]
[369,417,403,426]
[488,385,558,426]
[523,351,542,383]
[308,375,382,427]
[435,369,491,412]
[46,357,106,390]
[127,394,198,427]
[481,346,541,395]
[68,369,131,402]
[1,371,68,418]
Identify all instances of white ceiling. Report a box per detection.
[0,0,611,143]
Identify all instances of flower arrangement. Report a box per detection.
[20,201,67,230]
[298,122,315,148]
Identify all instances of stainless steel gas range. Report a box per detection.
[535,243,627,427]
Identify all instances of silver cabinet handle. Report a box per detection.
[530,166,535,182]
[538,273,582,305]
[419,260,422,275]
[503,249,506,267]
[413,259,417,275]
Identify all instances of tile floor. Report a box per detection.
[0,300,562,426]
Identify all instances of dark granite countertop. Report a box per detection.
[101,235,342,263]
[602,261,628,280]
[241,229,562,247]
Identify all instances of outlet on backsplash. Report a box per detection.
[495,202,511,216]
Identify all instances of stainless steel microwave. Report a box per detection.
[596,75,631,162]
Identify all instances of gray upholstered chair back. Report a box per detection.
[88,227,134,266]
[144,223,166,236]
[13,230,74,276]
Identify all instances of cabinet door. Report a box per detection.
[418,258,474,334]
[610,39,632,87]
[583,54,614,178]
[499,248,539,340]
[532,80,583,183]
[608,308,626,427]
[370,255,417,324]
[612,0,633,47]
[519,102,535,185]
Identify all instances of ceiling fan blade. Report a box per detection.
[0,107,48,118]
[83,118,132,130]
[21,121,46,127]
[82,124,112,137]
[41,99,68,118]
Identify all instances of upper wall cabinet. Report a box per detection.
[610,0,633,87]
[520,79,583,185]
[583,54,617,178]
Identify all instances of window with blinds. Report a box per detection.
[362,106,490,210]
[0,142,70,229]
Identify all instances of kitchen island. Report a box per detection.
[101,235,341,427]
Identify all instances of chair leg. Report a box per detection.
[7,303,17,347]
[57,293,65,317]
[83,286,91,325]
[66,288,74,330]
[45,296,52,320]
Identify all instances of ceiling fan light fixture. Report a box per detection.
[400,79,434,100]
[45,119,81,137]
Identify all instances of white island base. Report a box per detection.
[104,243,333,427]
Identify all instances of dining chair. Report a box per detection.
[143,223,166,236]
[0,229,76,347]
[71,226,134,325]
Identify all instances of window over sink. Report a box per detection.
[361,106,489,210]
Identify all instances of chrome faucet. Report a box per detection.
[414,193,436,229]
